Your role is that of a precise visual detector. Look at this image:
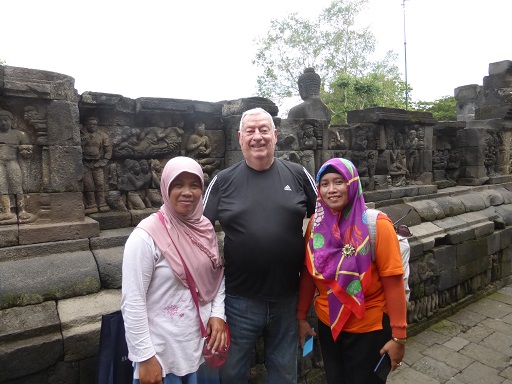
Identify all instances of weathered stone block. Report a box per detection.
[473,221,495,239]
[2,66,77,101]
[405,200,445,221]
[48,361,80,383]
[58,290,121,362]
[499,227,512,249]
[432,245,457,271]
[45,192,84,222]
[0,225,18,248]
[477,190,505,206]
[18,217,99,245]
[438,268,458,291]
[221,97,279,117]
[90,227,132,250]
[458,260,478,281]
[456,240,481,266]
[363,189,392,202]
[130,208,154,227]
[487,232,501,255]
[91,210,132,230]
[47,100,80,145]
[494,204,512,225]
[0,333,63,381]
[477,255,492,274]
[48,146,83,192]
[0,250,101,310]
[93,246,124,289]
[0,238,89,262]
[460,193,487,211]
[455,84,481,100]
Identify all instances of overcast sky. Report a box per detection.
[2,0,511,115]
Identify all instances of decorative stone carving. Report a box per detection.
[0,109,37,224]
[186,121,220,184]
[80,117,112,214]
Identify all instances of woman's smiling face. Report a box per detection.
[319,172,348,213]
[168,172,203,216]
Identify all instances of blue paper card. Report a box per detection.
[302,328,314,357]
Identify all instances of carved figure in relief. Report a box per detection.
[186,122,220,184]
[81,117,112,214]
[484,132,497,176]
[405,129,419,178]
[118,159,147,210]
[24,106,47,145]
[301,123,317,150]
[0,110,37,223]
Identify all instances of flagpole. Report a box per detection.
[403,0,409,110]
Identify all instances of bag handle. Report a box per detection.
[156,211,208,338]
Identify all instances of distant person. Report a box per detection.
[287,67,331,122]
[122,156,226,384]
[297,158,407,384]
[203,107,317,383]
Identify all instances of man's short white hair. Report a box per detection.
[239,108,276,132]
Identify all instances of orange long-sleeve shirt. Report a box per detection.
[297,214,407,339]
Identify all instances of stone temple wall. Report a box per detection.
[1,62,512,383]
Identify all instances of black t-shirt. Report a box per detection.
[203,159,317,300]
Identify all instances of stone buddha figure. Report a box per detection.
[288,67,331,123]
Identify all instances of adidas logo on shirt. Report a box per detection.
[284,185,292,191]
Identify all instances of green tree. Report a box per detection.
[254,0,374,102]
[253,0,406,121]
[412,96,456,121]
[322,51,408,124]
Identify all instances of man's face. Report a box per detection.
[238,111,277,169]
[0,116,12,132]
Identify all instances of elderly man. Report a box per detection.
[203,107,317,383]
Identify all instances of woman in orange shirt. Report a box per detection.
[297,158,407,383]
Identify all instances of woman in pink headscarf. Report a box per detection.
[122,156,225,384]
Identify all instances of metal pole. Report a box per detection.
[403,0,409,110]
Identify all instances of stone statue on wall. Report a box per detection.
[118,159,151,210]
[484,132,498,176]
[300,123,317,150]
[81,117,112,214]
[405,129,419,180]
[186,122,220,184]
[0,109,37,224]
[288,68,331,122]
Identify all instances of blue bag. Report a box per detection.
[96,310,133,384]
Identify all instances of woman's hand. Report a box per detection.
[380,339,405,371]
[298,319,317,348]
[139,355,162,384]
[206,316,227,353]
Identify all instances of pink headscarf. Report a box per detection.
[137,156,223,302]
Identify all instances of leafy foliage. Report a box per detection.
[322,51,408,124]
[254,0,374,101]
[253,0,407,122]
[412,96,456,121]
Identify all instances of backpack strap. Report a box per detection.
[366,208,385,262]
